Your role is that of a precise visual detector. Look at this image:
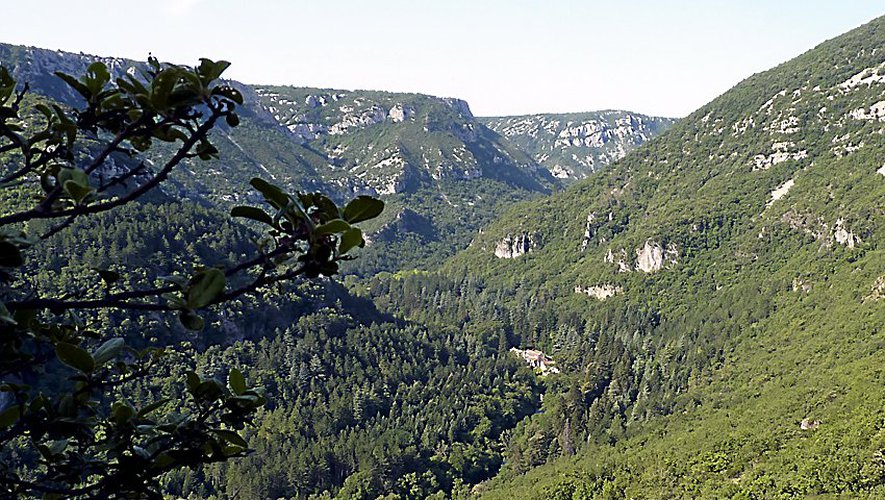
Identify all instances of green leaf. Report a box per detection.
[85,62,110,94]
[343,196,385,224]
[250,177,290,210]
[111,402,135,424]
[186,371,201,391]
[225,113,240,127]
[197,59,231,82]
[58,167,89,186]
[63,180,94,204]
[229,368,246,395]
[0,67,15,103]
[0,241,23,268]
[0,302,15,325]
[230,206,273,226]
[0,404,19,428]
[93,338,124,366]
[46,439,69,457]
[300,193,341,222]
[153,452,176,469]
[58,167,92,203]
[56,342,95,373]
[195,140,219,160]
[137,398,171,418]
[339,228,365,254]
[186,268,226,309]
[212,429,248,448]
[150,69,180,110]
[193,379,224,401]
[55,71,91,99]
[179,310,205,331]
[315,219,351,236]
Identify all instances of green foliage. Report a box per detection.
[0,56,382,499]
[436,14,885,499]
[2,13,885,500]
[157,310,540,499]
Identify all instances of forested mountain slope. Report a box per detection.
[0,44,675,274]
[374,15,885,498]
[249,85,556,274]
[0,43,550,498]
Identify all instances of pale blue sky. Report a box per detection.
[3,1,883,117]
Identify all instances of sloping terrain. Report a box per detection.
[1,43,676,274]
[481,111,675,180]
[249,86,557,273]
[373,15,885,498]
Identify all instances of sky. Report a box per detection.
[2,1,883,117]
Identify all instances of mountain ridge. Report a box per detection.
[419,14,885,498]
[481,110,676,179]
[0,41,674,274]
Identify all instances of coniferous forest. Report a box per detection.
[1,10,885,500]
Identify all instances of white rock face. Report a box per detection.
[833,218,860,248]
[792,278,812,293]
[848,101,885,122]
[304,95,324,108]
[878,165,885,177]
[549,165,573,179]
[605,248,631,272]
[581,212,597,252]
[574,284,622,300]
[867,276,885,302]
[769,115,801,134]
[388,104,414,123]
[753,142,808,171]
[635,240,665,273]
[800,418,821,431]
[329,105,387,135]
[287,122,327,141]
[839,63,885,89]
[443,98,473,117]
[494,233,539,259]
[767,178,795,207]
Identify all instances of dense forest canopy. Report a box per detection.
[1,12,885,500]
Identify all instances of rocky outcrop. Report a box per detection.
[480,111,676,180]
[510,347,560,375]
[605,248,631,273]
[866,276,885,302]
[575,284,622,300]
[848,101,885,122]
[286,122,327,142]
[766,178,795,207]
[635,240,664,273]
[372,209,436,243]
[833,218,860,248]
[792,278,812,293]
[494,232,539,259]
[388,103,415,122]
[581,212,597,252]
[800,418,821,431]
[634,240,677,273]
[443,98,473,118]
[329,105,388,135]
[753,142,808,171]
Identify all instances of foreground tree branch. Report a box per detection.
[0,56,383,498]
